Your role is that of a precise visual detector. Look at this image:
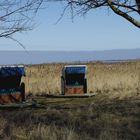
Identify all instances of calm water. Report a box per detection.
[0,49,140,64]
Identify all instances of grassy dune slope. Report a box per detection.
[0,61,140,140]
[23,61,140,99]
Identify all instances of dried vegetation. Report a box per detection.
[23,61,140,99]
[0,60,140,140]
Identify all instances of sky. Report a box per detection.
[0,2,140,51]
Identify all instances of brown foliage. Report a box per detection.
[23,61,140,99]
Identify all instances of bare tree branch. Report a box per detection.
[60,0,140,28]
[0,0,44,38]
[108,0,140,28]
[0,0,140,44]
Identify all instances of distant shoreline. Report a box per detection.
[0,49,140,65]
[23,59,140,67]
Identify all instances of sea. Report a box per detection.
[0,48,140,65]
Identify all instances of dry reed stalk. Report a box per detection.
[22,61,140,99]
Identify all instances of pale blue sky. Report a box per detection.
[0,2,140,51]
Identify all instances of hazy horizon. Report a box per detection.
[0,48,140,65]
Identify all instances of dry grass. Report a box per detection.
[23,61,140,99]
[0,60,140,140]
[0,95,140,140]
[23,64,63,95]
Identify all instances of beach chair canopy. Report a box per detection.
[65,65,87,74]
[0,65,25,77]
